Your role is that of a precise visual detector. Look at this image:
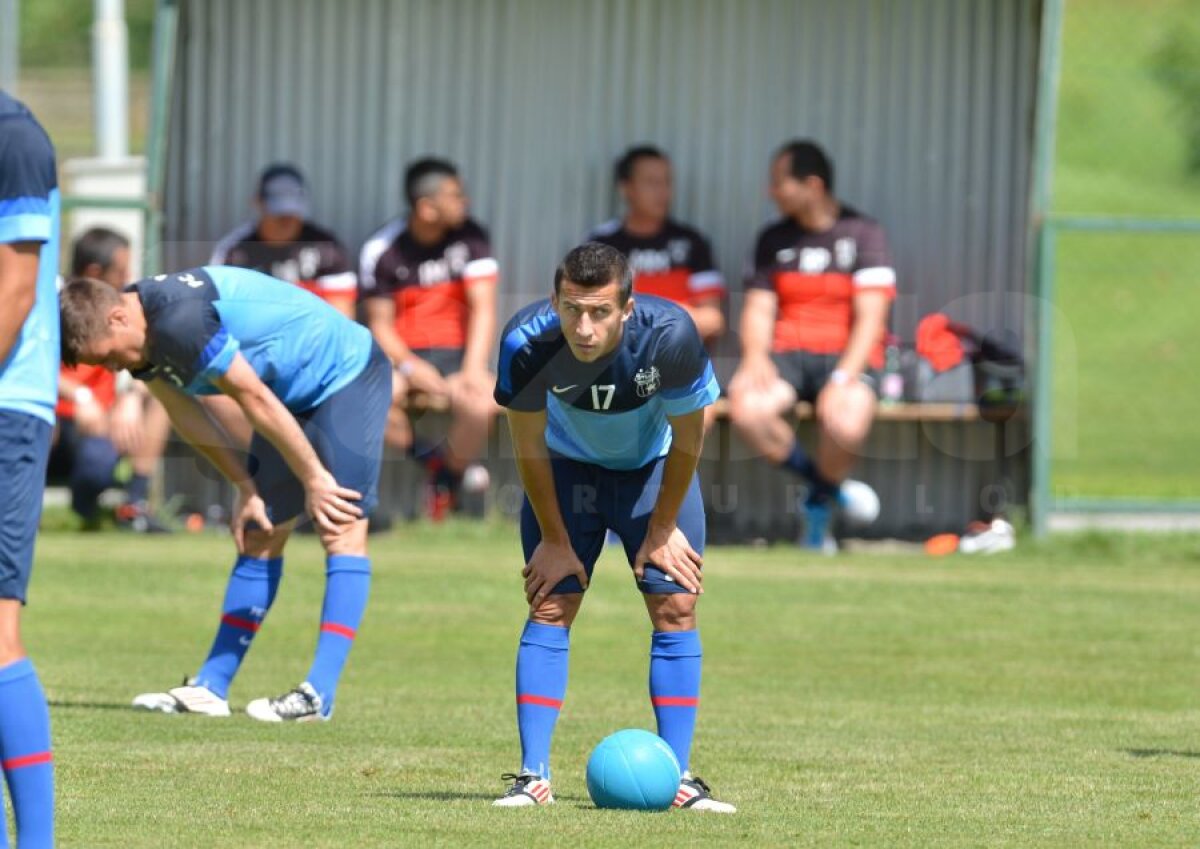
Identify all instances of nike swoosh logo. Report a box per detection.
[551,385,578,394]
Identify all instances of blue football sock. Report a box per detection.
[0,658,54,849]
[650,630,702,774]
[781,441,841,504]
[515,621,569,779]
[194,555,283,699]
[781,440,818,483]
[306,555,371,715]
[126,472,151,504]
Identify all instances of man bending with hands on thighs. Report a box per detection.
[491,242,734,813]
[60,265,390,722]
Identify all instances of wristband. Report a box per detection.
[395,360,415,377]
[828,369,851,386]
[73,386,96,406]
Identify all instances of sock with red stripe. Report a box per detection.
[650,629,701,773]
[516,621,569,779]
[194,555,283,698]
[0,658,54,849]
[305,555,371,715]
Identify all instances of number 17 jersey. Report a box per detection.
[494,295,718,470]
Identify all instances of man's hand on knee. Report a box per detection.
[816,381,876,444]
[523,540,589,608]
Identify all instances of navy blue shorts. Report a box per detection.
[246,343,391,524]
[0,410,52,603]
[519,453,706,596]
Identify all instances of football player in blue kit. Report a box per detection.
[59,265,390,722]
[0,89,61,849]
[491,242,735,813]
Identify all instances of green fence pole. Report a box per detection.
[1032,222,1057,537]
[143,0,179,276]
[1028,0,1066,537]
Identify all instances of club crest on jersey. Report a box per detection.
[834,237,857,269]
[799,247,832,274]
[634,366,661,398]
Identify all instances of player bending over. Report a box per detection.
[60,265,389,722]
[491,242,734,813]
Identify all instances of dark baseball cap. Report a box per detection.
[257,163,309,218]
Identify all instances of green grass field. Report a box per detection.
[1050,0,1200,501]
[14,524,1199,847]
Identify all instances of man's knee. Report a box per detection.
[241,523,292,558]
[818,384,876,446]
[321,518,368,557]
[0,600,23,664]
[645,592,697,631]
[451,388,495,424]
[728,390,765,430]
[530,592,583,628]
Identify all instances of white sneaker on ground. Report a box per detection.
[245,681,329,722]
[838,478,881,525]
[492,773,554,807]
[672,774,736,813]
[959,518,1016,554]
[132,680,230,717]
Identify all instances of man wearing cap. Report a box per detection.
[359,157,498,519]
[212,163,357,319]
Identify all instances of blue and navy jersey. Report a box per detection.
[0,91,60,425]
[495,295,719,470]
[130,266,372,413]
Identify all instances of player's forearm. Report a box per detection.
[462,306,495,375]
[687,302,725,344]
[649,412,705,531]
[235,386,328,487]
[739,295,775,361]
[364,303,414,364]
[837,295,890,377]
[154,390,252,491]
[514,453,571,544]
[507,411,570,542]
[370,321,412,364]
[0,244,40,365]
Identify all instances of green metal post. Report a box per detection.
[143,0,179,275]
[1032,223,1057,537]
[1027,0,1066,537]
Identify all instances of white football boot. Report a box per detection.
[672,774,736,813]
[245,681,329,722]
[132,679,231,717]
[492,773,554,807]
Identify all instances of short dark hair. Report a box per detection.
[257,162,305,196]
[614,145,668,185]
[553,242,633,304]
[404,157,459,208]
[59,277,123,367]
[776,139,835,194]
[70,227,130,276]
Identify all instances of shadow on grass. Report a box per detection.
[368,791,590,803]
[49,699,138,712]
[1123,748,1200,759]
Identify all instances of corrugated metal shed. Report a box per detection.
[161,0,1041,539]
